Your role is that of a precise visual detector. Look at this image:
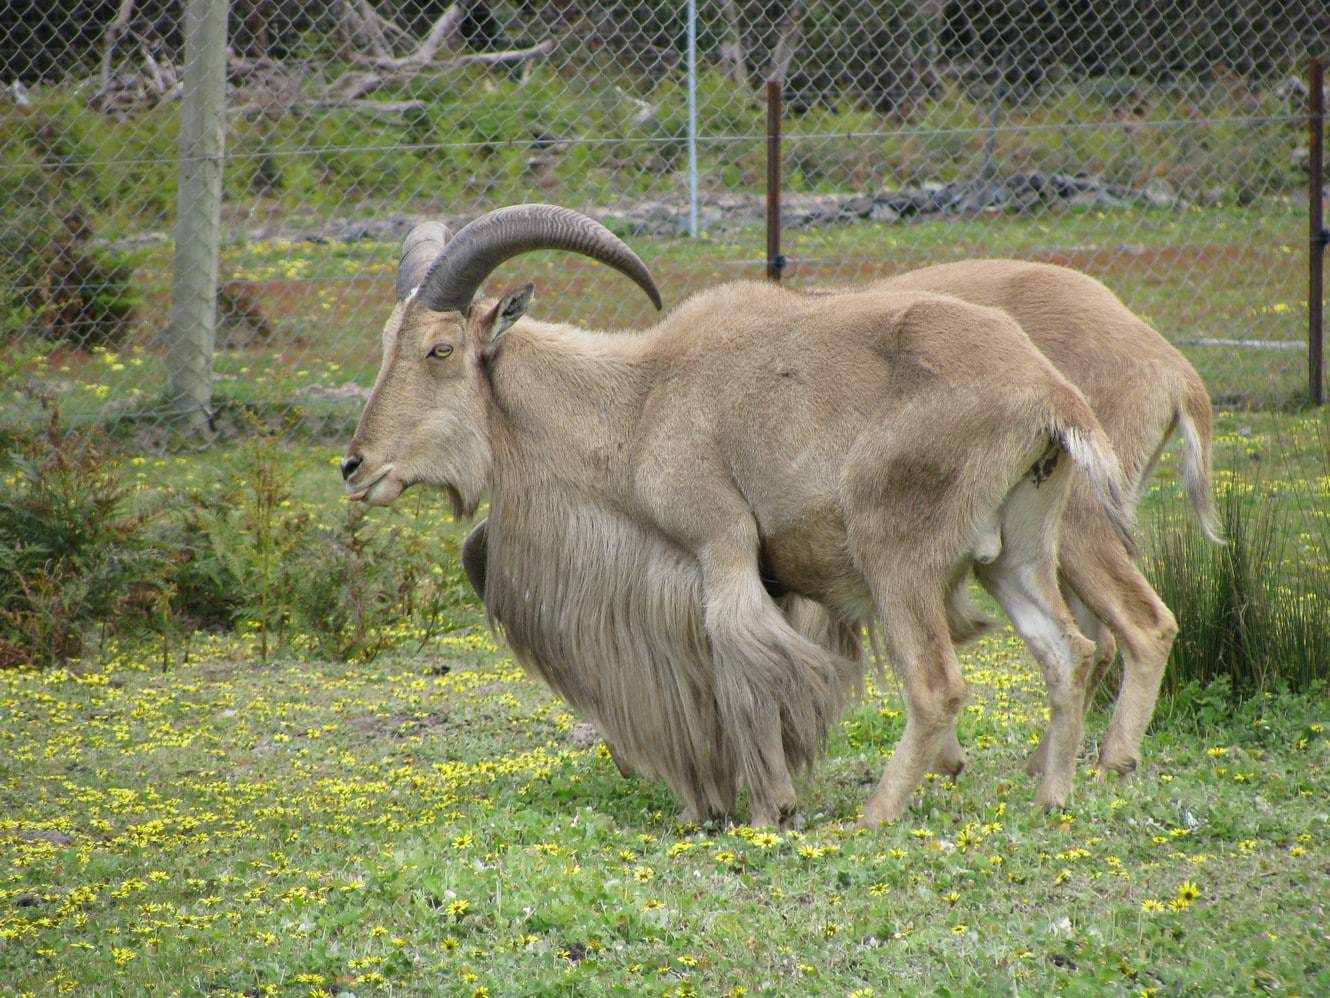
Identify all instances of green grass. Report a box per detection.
[2,411,1329,995]
[2,67,1303,239]
[2,613,1327,995]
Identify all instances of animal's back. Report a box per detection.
[646,283,1090,611]
[872,260,1201,483]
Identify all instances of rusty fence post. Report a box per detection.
[1311,55,1326,405]
[766,79,785,282]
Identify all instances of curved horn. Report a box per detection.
[396,221,452,302]
[418,204,662,314]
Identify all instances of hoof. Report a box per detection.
[1033,784,1069,813]
[936,753,966,779]
[1097,754,1138,779]
[858,795,910,829]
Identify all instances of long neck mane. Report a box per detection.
[476,320,739,818]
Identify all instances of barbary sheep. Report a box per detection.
[342,204,1133,826]
[869,260,1218,780]
[467,260,1218,785]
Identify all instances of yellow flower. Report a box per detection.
[1141,899,1164,913]
[447,899,470,917]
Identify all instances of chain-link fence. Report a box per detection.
[2,1,1327,449]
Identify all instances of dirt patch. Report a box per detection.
[347,709,450,741]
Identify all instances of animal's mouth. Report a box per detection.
[345,464,402,505]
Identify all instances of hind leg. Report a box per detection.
[1060,524,1177,776]
[859,594,968,826]
[847,515,971,827]
[928,576,998,778]
[978,560,1095,809]
[977,467,1096,810]
[1026,589,1116,777]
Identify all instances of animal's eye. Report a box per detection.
[427,343,454,360]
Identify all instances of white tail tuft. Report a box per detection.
[1059,424,1137,558]
[1178,406,1225,544]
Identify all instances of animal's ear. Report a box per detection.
[479,283,534,345]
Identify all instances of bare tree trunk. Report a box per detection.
[717,0,807,90]
[768,0,805,84]
[717,0,750,90]
[99,0,138,94]
[336,0,405,59]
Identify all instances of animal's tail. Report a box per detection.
[1176,381,1224,544]
[1045,385,1138,559]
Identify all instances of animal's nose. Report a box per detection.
[340,454,363,482]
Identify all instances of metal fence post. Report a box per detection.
[166,0,227,434]
[766,79,784,282]
[1311,55,1326,406]
[686,0,699,239]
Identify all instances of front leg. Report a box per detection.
[698,541,799,826]
[636,450,849,825]
[693,526,848,826]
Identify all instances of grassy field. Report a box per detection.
[2,190,1327,995]
[2,406,1329,997]
[2,627,1327,997]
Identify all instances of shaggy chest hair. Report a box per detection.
[483,478,743,818]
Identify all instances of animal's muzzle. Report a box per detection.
[340,454,363,482]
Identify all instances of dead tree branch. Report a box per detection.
[328,38,555,103]
[348,3,467,71]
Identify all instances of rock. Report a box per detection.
[1067,188,1121,209]
[876,191,926,217]
[14,892,39,907]
[867,202,900,223]
[1140,180,1178,207]
[842,194,874,218]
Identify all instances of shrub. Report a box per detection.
[0,108,142,350]
[0,397,170,666]
[287,502,470,664]
[1145,469,1330,703]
